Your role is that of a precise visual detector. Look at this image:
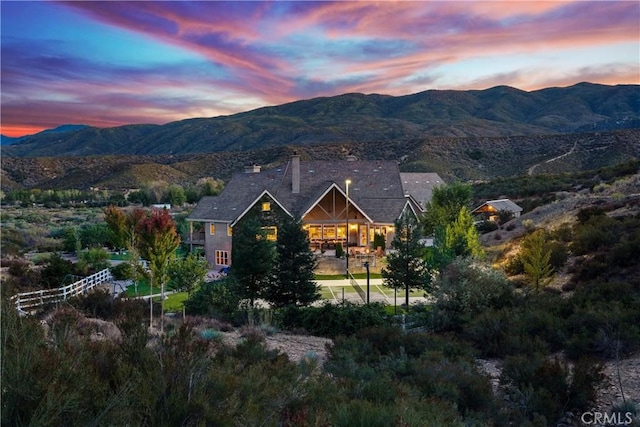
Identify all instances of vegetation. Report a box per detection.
[2,156,640,425]
[231,217,275,308]
[264,216,320,308]
[382,211,432,307]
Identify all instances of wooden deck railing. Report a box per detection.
[10,268,113,315]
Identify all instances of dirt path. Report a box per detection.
[528,140,578,175]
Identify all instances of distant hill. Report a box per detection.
[2,129,638,191]
[3,82,638,158]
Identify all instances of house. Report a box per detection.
[472,199,523,222]
[187,154,444,269]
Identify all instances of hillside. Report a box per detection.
[2,129,639,191]
[3,83,638,158]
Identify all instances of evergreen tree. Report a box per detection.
[382,211,432,307]
[231,217,275,308]
[443,207,483,259]
[265,216,320,308]
[521,229,554,290]
[429,207,483,270]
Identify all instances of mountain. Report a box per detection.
[1,124,89,146]
[3,83,638,158]
[0,135,21,146]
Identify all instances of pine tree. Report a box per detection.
[231,217,275,308]
[443,207,483,259]
[382,211,432,307]
[521,229,554,290]
[265,216,320,308]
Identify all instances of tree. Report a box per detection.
[168,253,208,295]
[421,182,473,235]
[521,229,554,290]
[231,217,275,308]
[429,207,483,270]
[264,216,320,308]
[382,211,432,307]
[104,205,128,251]
[80,223,111,249]
[137,209,181,331]
[77,248,111,275]
[444,207,483,259]
[165,185,186,207]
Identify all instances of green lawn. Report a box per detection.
[160,292,189,312]
[124,279,161,297]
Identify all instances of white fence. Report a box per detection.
[10,268,113,315]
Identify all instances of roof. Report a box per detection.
[189,159,444,224]
[400,172,444,210]
[472,199,523,214]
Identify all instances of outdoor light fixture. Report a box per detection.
[345,179,351,277]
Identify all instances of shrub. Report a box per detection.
[431,258,515,332]
[477,220,499,234]
[276,302,388,338]
[110,262,134,280]
[335,242,344,258]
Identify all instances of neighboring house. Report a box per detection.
[472,199,523,222]
[187,154,444,269]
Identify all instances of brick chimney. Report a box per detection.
[292,153,300,194]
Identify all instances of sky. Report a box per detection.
[1,1,638,138]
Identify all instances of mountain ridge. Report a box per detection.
[3,82,638,158]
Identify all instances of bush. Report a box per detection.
[276,302,388,338]
[477,220,499,234]
[110,262,134,280]
[431,258,515,332]
[335,242,344,258]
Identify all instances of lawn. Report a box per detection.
[124,279,161,297]
[160,292,189,312]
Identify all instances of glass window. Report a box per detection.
[209,223,216,235]
[215,250,229,266]
[227,225,233,236]
[262,202,271,211]
[262,226,277,241]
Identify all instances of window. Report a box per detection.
[262,226,277,241]
[262,202,271,212]
[209,223,216,235]
[215,250,229,266]
[227,225,233,236]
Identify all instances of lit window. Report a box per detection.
[262,202,271,211]
[215,250,229,266]
[262,226,277,241]
[227,225,233,236]
[209,224,216,235]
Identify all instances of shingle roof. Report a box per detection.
[400,173,444,209]
[189,159,444,224]
[473,199,523,214]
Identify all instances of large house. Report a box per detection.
[187,154,444,269]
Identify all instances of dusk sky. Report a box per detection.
[1,1,638,138]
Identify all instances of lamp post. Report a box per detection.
[345,179,351,277]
